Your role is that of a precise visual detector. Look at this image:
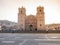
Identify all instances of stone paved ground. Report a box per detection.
[0,33,60,45]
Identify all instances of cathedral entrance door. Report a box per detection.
[29,24,33,31]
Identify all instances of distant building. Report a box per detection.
[46,24,60,30]
[18,6,45,30]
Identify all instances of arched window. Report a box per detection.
[40,10,41,12]
[21,10,22,13]
[40,24,42,26]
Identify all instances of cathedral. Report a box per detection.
[18,6,45,30]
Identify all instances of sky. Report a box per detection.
[0,0,60,24]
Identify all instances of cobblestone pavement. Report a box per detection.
[0,33,60,45]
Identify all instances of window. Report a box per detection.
[40,24,42,26]
[40,10,41,12]
[21,10,22,13]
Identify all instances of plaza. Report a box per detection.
[0,33,60,45]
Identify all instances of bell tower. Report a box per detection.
[36,6,45,30]
[18,7,26,30]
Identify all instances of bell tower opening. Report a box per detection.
[37,6,44,14]
[18,7,26,14]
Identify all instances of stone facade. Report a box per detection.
[18,6,45,30]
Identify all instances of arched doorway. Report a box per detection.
[29,24,33,31]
